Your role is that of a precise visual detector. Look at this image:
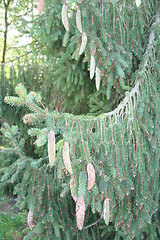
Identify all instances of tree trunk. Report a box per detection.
[1,0,11,117]
[2,0,11,64]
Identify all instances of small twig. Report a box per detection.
[84,216,102,229]
[37,96,48,112]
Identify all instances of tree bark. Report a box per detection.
[1,0,11,117]
[2,0,11,64]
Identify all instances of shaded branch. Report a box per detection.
[8,8,33,26]
[0,51,32,66]
[84,216,102,229]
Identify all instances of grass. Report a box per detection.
[0,195,27,240]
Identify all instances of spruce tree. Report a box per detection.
[1,0,160,239]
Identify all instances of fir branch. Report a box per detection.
[1,123,25,160]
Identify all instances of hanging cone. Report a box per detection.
[90,55,95,79]
[38,0,45,14]
[76,7,82,33]
[87,162,95,190]
[70,174,75,189]
[79,32,87,55]
[27,211,33,230]
[103,198,110,225]
[48,130,55,167]
[62,3,69,31]
[96,67,101,91]
[76,196,85,230]
[70,175,78,202]
[63,141,73,174]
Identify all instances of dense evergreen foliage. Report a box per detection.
[0,0,160,239]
